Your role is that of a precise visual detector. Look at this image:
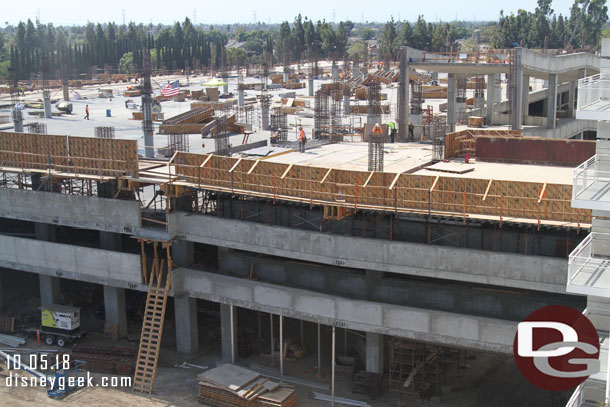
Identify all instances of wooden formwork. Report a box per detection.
[444,129,521,159]
[0,132,138,178]
[172,152,590,225]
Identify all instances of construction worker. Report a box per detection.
[387,121,396,143]
[84,105,89,120]
[298,126,307,153]
[408,121,415,141]
[372,123,383,138]
[270,130,280,145]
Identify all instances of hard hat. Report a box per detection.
[375,123,380,127]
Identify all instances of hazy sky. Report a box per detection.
[3,0,577,26]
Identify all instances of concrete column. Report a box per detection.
[547,73,558,129]
[43,90,52,119]
[510,48,524,130]
[494,75,502,104]
[39,275,60,305]
[365,270,383,300]
[220,303,237,362]
[343,92,350,115]
[103,285,128,338]
[238,87,245,107]
[522,74,530,125]
[35,223,56,242]
[366,332,384,374]
[486,74,496,126]
[12,106,23,133]
[62,83,70,101]
[100,231,121,251]
[353,64,360,78]
[447,73,457,133]
[175,295,199,354]
[172,240,194,267]
[332,62,338,79]
[399,48,410,141]
[308,76,314,97]
[568,80,576,118]
[283,67,290,85]
[261,103,270,130]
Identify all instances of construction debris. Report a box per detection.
[197,364,296,407]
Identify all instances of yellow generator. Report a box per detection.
[39,305,85,347]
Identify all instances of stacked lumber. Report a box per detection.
[72,344,137,375]
[197,364,297,407]
[158,108,215,134]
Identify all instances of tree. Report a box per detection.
[291,14,305,60]
[381,17,397,58]
[361,28,374,41]
[118,51,133,73]
[412,16,431,50]
[335,22,348,58]
[348,41,367,61]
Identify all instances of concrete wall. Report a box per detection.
[174,213,568,293]
[174,267,517,353]
[0,235,145,290]
[0,188,141,234]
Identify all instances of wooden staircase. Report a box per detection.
[132,241,172,394]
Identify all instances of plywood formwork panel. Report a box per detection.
[170,151,591,225]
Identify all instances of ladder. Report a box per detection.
[132,241,172,394]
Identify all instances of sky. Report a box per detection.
[2,0,577,26]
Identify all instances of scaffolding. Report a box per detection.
[389,339,443,407]
[94,126,115,139]
[329,78,343,142]
[167,134,190,155]
[456,78,467,124]
[430,117,447,162]
[29,122,47,135]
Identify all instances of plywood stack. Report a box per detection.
[197,364,296,407]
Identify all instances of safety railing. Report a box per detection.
[573,155,610,208]
[578,73,610,112]
[568,232,610,296]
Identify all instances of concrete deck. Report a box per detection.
[415,158,574,184]
[263,142,433,173]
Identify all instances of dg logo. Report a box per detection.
[514,305,600,391]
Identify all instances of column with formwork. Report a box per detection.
[447,73,457,133]
[220,303,237,362]
[547,73,558,129]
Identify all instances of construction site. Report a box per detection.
[0,39,605,407]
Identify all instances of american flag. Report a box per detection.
[161,80,180,96]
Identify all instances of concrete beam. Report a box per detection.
[0,235,145,291]
[547,73,558,129]
[175,295,199,354]
[174,213,568,294]
[39,275,60,305]
[175,268,518,354]
[366,332,384,374]
[220,303,237,362]
[0,188,141,234]
[103,285,128,338]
